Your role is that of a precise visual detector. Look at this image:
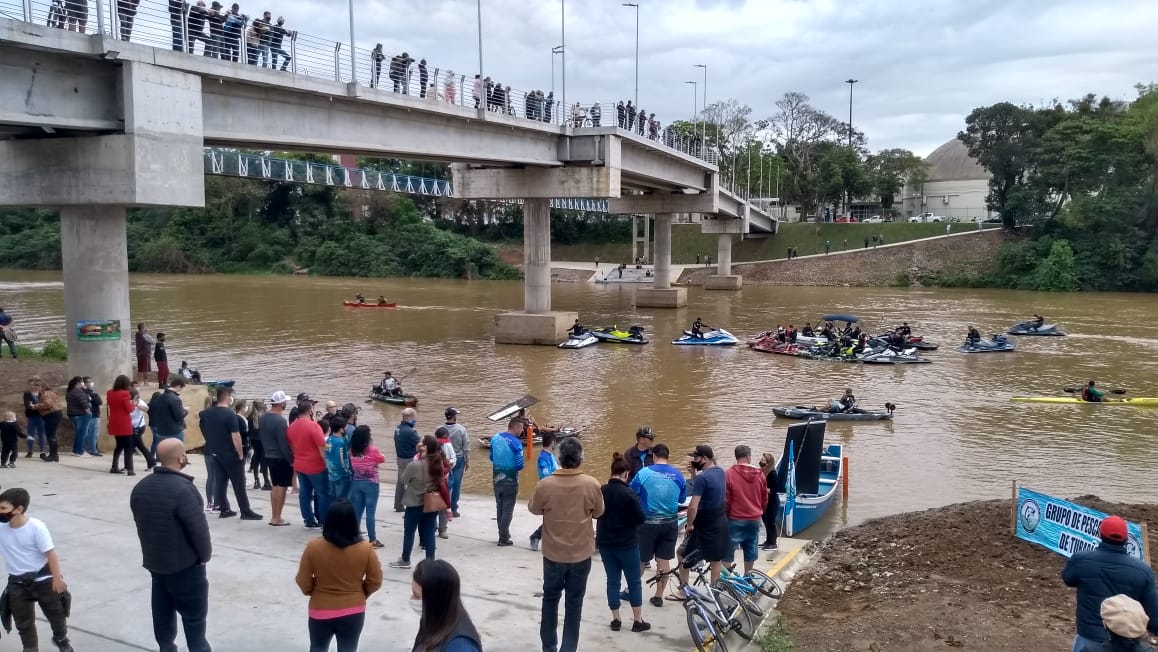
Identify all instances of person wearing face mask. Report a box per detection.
[678,445,730,589]
[393,408,420,513]
[0,488,73,652]
[130,438,213,652]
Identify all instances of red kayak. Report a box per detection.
[343,300,397,308]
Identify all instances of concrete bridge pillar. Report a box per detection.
[705,232,743,290]
[635,213,687,308]
[494,199,577,344]
[61,207,133,390]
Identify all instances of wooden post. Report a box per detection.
[842,456,849,498]
[1143,522,1152,568]
[1011,480,1019,535]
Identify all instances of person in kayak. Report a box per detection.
[569,320,586,338]
[691,318,711,339]
[801,322,814,337]
[376,295,389,306]
[378,372,403,397]
[1081,381,1106,403]
[838,389,857,413]
[966,327,982,344]
[355,293,366,304]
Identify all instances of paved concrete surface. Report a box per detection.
[2,454,809,651]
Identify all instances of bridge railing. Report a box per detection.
[3,0,719,167]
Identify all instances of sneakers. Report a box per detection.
[239,511,263,521]
[610,619,621,632]
[304,521,321,529]
[438,530,449,540]
[761,542,779,551]
[218,510,238,519]
[497,539,514,547]
[262,482,272,491]
[73,452,85,457]
[389,558,411,569]
[649,596,663,608]
[371,540,384,549]
[55,637,75,652]
[24,450,32,459]
[451,511,461,518]
[631,620,651,633]
[204,503,217,513]
[620,590,630,601]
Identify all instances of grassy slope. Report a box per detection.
[548,222,991,265]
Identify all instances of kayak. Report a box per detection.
[559,332,598,349]
[773,406,894,421]
[591,327,649,345]
[344,300,397,308]
[478,426,585,448]
[673,329,739,346]
[1011,396,1158,406]
[957,336,1015,353]
[1008,321,1065,336]
[368,390,418,406]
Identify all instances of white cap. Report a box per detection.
[269,390,290,404]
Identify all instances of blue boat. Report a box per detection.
[672,328,739,346]
[776,420,844,537]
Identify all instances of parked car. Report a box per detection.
[834,216,858,223]
[909,212,944,223]
[862,215,884,224]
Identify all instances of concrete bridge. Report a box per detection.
[0,14,770,387]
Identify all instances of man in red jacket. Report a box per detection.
[724,445,769,574]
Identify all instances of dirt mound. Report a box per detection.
[779,497,1158,651]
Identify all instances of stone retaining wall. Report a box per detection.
[678,229,1007,287]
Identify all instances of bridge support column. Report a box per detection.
[495,199,576,345]
[705,233,743,290]
[635,213,686,308]
[61,207,132,391]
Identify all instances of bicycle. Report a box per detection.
[647,567,756,652]
[690,562,763,618]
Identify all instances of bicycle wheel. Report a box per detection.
[722,581,764,618]
[745,568,784,599]
[686,600,727,652]
[713,585,756,640]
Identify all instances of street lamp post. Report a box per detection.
[347,0,356,83]
[685,80,697,154]
[476,0,483,80]
[622,3,639,108]
[694,64,708,156]
[845,78,858,218]
[560,0,566,121]
[551,45,563,95]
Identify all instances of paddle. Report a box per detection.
[1063,387,1127,395]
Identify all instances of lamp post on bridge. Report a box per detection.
[622,3,639,109]
[694,63,707,154]
[347,0,357,83]
[476,0,484,81]
[684,80,697,155]
[551,45,563,95]
[560,0,566,122]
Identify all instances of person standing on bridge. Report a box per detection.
[370,44,385,88]
[268,16,292,70]
[418,59,429,98]
[116,0,140,41]
[591,102,601,127]
[205,1,225,58]
[444,70,457,104]
[616,101,626,128]
[625,101,635,130]
[472,74,481,108]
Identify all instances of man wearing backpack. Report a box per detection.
[488,417,524,546]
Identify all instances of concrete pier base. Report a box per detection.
[704,274,743,290]
[494,311,578,345]
[635,287,688,308]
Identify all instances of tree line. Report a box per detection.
[952,85,1158,291]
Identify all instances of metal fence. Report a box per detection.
[3,0,719,165]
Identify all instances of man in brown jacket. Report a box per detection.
[528,437,604,652]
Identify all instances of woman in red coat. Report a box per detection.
[106,374,136,475]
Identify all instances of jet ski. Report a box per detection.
[558,331,599,349]
[873,333,938,351]
[751,338,803,356]
[1007,321,1066,336]
[590,326,649,344]
[773,405,895,421]
[673,328,739,346]
[859,347,930,364]
[957,335,1016,353]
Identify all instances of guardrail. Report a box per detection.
[2,0,720,166]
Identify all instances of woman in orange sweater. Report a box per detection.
[106,374,137,475]
[296,499,383,652]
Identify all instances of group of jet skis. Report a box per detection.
[750,316,936,364]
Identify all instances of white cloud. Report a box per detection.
[260,0,1158,156]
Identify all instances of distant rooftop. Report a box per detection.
[924,138,989,182]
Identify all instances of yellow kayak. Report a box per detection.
[1011,397,1158,406]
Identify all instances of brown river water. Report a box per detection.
[3,270,1157,535]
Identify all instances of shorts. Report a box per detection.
[267,458,293,487]
[65,0,87,20]
[638,521,678,562]
[727,518,761,564]
[136,355,151,373]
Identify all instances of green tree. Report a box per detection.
[1032,240,1080,291]
[957,102,1052,229]
[867,148,926,209]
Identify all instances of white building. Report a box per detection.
[900,138,993,221]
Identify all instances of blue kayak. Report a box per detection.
[672,328,739,346]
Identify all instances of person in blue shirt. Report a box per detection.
[324,415,352,502]
[678,445,729,588]
[629,444,686,607]
[529,431,559,551]
[488,417,525,546]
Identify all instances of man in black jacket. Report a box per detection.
[148,378,188,460]
[130,438,213,652]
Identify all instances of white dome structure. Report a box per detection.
[899,138,992,221]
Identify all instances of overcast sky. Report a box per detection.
[271,0,1158,157]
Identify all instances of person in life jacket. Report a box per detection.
[1082,381,1106,403]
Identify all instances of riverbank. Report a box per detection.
[778,497,1158,651]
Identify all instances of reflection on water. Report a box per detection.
[3,270,1158,533]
